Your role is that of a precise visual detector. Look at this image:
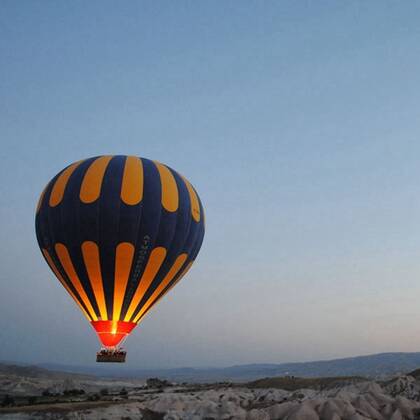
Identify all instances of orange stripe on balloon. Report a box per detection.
[136,260,193,324]
[55,243,98,321]
[113,242,135,321]
[167,260,193,292]
[123,247,167,322]
[81,241,108,321]
[121,156,143,205]
[182,176,200,222]
[79,156,113,204]
[36,186,47,213]
[154,161,179,212]
[133,253,187,323]
[42,248,92,321]
[49,161,83,207]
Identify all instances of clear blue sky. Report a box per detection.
[2,1,420,368]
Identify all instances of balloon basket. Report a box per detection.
[96,348,126,363]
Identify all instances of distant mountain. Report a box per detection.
[36,352,420,382]
[0,362,93,380]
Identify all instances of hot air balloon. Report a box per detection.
[35,156,205,362]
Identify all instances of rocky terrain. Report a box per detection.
[0,363,143,397]
[3,365,420,419]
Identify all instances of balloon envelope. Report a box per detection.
[35,155,205,349]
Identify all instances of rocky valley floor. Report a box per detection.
[2,365,420,419]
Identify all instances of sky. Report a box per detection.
[1,1,420,369]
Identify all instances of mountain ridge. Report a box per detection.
[18,351,420,382]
